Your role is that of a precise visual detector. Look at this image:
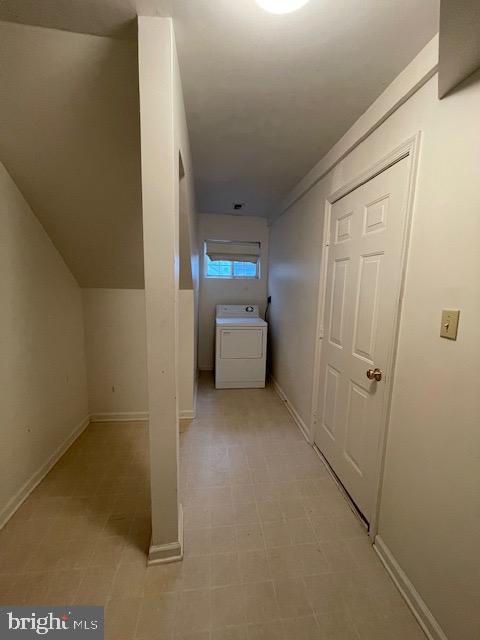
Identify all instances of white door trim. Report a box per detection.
[309,132,422,539]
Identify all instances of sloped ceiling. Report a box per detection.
[0,21,144,288]
[0,0,171,39]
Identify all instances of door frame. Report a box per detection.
[309,132,422,539]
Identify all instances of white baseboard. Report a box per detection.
[91,407,198,421]
[0,415,90,530]
[90,410,196,426]
[89,411,149,423]
[271,376,312,443]
[374,535,448,640]
[148,503,184,565]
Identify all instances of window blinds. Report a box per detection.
[205,241,261,264]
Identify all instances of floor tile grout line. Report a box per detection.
[0,377,423,640]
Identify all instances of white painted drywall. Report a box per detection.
[268,183,331,427]
[138,16,180,557]
[178,162,198,418]
[138,16,198,561]
[0,21,143,288]
[178,290,195,417]
[439,0,480,97]
[82,289,148,419]
[82,287,195,421]
[268,60,480,639]
[359,72,480,640]
[0,162,88,525]
[0,1,172,38]
[198,213,269,370]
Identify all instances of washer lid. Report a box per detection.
[216,317,267,328]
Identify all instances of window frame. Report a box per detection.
[203,242,261,280]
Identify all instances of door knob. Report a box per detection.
[366,368,383,382]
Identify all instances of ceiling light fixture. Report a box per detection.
[255,0,309,14]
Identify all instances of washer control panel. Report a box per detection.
[216,304,259,318]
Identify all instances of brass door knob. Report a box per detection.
[366,368,383,382]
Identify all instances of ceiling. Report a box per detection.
[172,0,439,216]
[0,0,439,288]
[0,0,172,39]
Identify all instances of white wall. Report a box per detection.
[439,0,480,97]
[360,71,480,640]
[0,21,144,289]
[82,288,148,419]
[139,15,179,561]
[82,287,196,420]
[138,16,198,562]
[178,154,198,418]
[268,57,480,640]
[268,185,329,427]
[0,162,89,526]
[178,290,195,418]
[198,213,269,370]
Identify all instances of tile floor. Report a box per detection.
[0,373,425,639]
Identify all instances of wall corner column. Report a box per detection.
[138,16,182,565]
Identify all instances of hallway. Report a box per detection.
[0,374,424,639]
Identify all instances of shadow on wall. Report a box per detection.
[178,153,196,417]
[440,63,480,99]
[179,155,193,291]
[0,21,144,288]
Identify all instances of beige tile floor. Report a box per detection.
[0,373,425,639]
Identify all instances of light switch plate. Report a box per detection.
[440,309,460,340]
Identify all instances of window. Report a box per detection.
[205,256,259,279]
[204,241,260,279]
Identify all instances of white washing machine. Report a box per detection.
[215,305,268,389]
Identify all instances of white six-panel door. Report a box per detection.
[315,157,410,524]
